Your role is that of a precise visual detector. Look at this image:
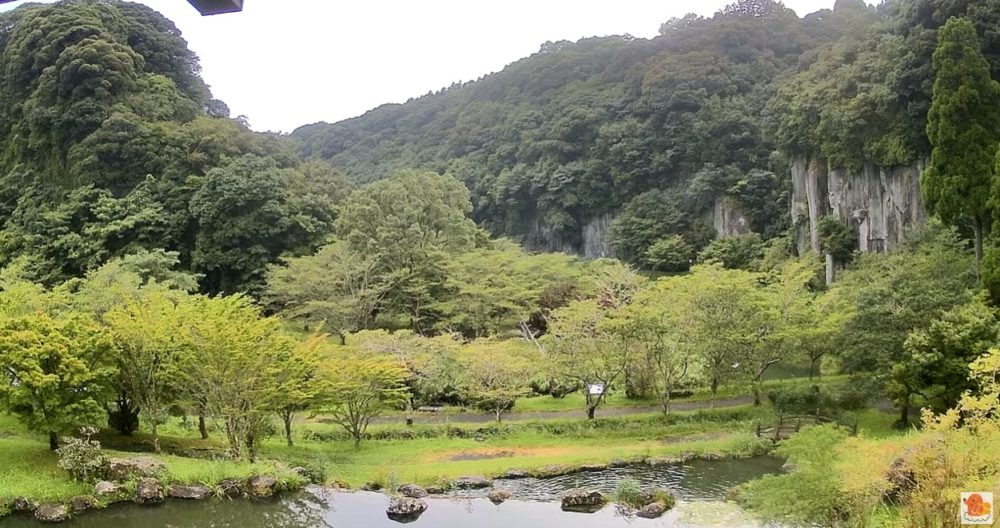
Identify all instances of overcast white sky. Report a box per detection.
[1,0,868,132]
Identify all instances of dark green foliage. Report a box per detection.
[643,235,694,273]
[923,17,1000,262]
[817,216,857,262]
[0,1,345,294]
[766,378,880,416]
[697,234,764,270]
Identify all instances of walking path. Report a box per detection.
[372,396,755,425]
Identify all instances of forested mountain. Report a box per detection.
[292,0,1000,264]
[0,0,349,295]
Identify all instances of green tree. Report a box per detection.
[459,339,536,422]
[269,333,325,447]
[923,17,1000,265]
[0,314,114,450]
[643,235,694,273]
[319,353,409,446]
[178,295,295,461]
[103,287,190,452]
[697,234,765,270]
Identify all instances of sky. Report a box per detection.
[0,0,864,132]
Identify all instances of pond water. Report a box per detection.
[3,457,784,528]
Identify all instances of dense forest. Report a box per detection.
[292,0,1000,267]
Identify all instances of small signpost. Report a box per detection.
[588,383,605,396]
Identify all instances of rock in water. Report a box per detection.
[34,503,69,523]
[488,489,512,504]
[560,489,606,513]
[70,496,97,513]
[167,484,213,500]
[135,477,164,504]
[218,478,245,498]
[386,496,428,523]
[248,475,278,498]
[12,497,38,513]
[397,484,428,498]
[636,501,668,519]
[452,475,492,489]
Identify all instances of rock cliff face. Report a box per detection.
[791,155,927,256]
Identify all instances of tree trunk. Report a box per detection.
[495,409,502,423]
[587,406,596,420]
[283,412,294,447]
[198,411,208,440]
[246,431,257,463]
[973,215,985,268]
[152,422,160,453]
[710,377,719,408]
[405,398,414,427]
[48,431,58,451]
[899,402,909,428]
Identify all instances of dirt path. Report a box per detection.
[371,396,755,425]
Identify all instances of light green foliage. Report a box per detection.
[270,333,325,447]
[264,241,386,337]
[104,287,190,452]
[458,339,537,422]
[833,224,978,424]
[319,352,409,446]
[739,425,849,525]
[0,313,114,449]
[923,17,1000,262]
[178,295,295,461]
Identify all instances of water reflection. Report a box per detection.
[1,457,783,528]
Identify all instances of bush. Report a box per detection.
[615,477,643,507]
[107,395,140,436]
[57,427,107,482]
[767,379,878,416]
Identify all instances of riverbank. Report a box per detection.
[0,405,778,518]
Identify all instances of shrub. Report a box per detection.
[615,477,643,507]
[767,379,878,416]
[56,427,107,482]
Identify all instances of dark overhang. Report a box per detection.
[187,0,244,15]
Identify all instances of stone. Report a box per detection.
[532,464,573,478]
[578,463,608,472]
[218,478,245,498]
[385,496,428,522]
[248,475,278,498]
[608,459,629,468]
[501,468,529,479]
[702,453,723,461]
[424,485,446,495]
[397,484,428,498]
[12,497,38,512]
[167,484,213,500]
[488,489,512,504]
[33,503,69,523]
[70,495,97,513]
[635,501,668,519]
[106,457,166,482]
[135,477,164,504]
[452,475,492,489]
[94,481,119,497]
[646,456,681,467]
[560,489,606,513]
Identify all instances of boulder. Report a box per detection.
[70,495,97,513]
[248,475,278,498]
[424,485,446,495]
[386,496,428,522]
[94,481,119,497]
[134,477,164,504]
[488,489,512,504]
[34,503,69,523]
[501,468,529,479]
[635,501,668,519]
[397,484,428,498]
[106,457,166,481]
[647,456,681,467]
[167,484,212,500]
[560,489,606,513]
[532,464,573,478]
[12,497,38,512]
[452,475,492,489]
[578,463,609,472]
[608,459,629,468]
[218,478,245,498]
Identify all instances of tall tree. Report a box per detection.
[923,17,1000,265]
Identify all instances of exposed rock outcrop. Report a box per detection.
[791,155,927,256]
[167,484,212,500]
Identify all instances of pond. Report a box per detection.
[3,457,784,528]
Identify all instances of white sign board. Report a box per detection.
[588,383,605,396]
